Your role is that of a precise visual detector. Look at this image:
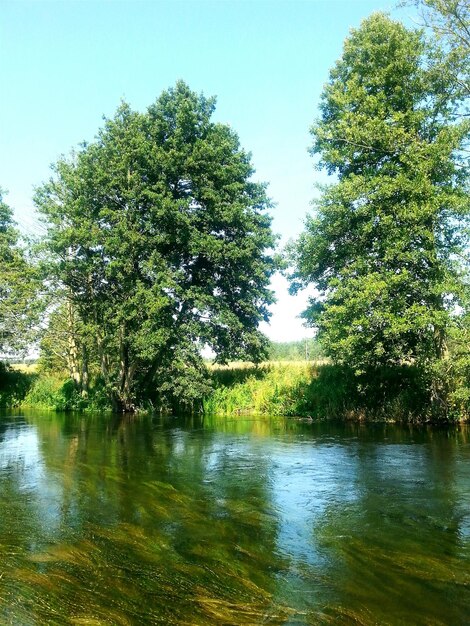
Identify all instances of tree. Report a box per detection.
[415,0,469,48]
[35,82,277,411]
[0,190,39,355]
[404,0,469,97]
[37,301,93,392]
[268,339,324,361]
[290,14,469,374]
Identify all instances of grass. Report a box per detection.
[0,363,110,412]
[11,362,38,374]
[3,360,468,422]
[21,374,112,412]
[204,362,315,416]
[22,374,82,411]
[204,361,466,422]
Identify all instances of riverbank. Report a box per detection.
[2,361,468,423]
[206,362,469,423]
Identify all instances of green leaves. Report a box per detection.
[0,190,40,354]
[36,82,277,410]
[291,13,469,373]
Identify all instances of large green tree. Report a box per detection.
[290,14,469,373]
[36,82,277,411]
[0,191,39,355]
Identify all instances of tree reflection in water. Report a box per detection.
[0,412,469,624]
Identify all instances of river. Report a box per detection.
[0,411,469,625]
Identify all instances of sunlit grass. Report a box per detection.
[203,360,462,421]
[204,360,358,418]
[11,362,38,373]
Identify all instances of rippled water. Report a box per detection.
[0,412,469,625]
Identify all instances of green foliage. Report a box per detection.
[22,374,112,412]
[290,14,469,376]
[0,190,40,354]
[268,338,325,361]
[147,348,213,414]
[35,82,277,411]
[37,304,79,374]
[435,298,470,417]
[403,0,470,99]
[204,363,313,416]
[204,362,462,421]
[22,375,76,411]
[0,362,36,407]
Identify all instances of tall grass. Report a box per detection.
[3,360,467,422]
[204,362,313,416]
[204,361,463,422]
[22,374,112,412]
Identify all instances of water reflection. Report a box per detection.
[0,412,469,624]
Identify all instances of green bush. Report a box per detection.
[22,374,112,412]
[204,362,466,422]
[0,362,37,407]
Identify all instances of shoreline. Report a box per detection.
[2,360,469,424]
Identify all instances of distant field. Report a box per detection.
[10,363,38,373]
[208,359,330,369]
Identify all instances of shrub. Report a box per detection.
[0,362,37,407]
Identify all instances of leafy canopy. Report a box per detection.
[0,191,39,355]
[290,13,469,372]
[36,82,277,410]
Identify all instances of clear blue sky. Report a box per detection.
[1,0,413,341]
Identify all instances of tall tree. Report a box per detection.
[0,191,39,355]
[36,82,277,410]
[290,14,469,373]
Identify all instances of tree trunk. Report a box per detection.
[81,344,89,397]
[96,331,110,381]
[66,298,81,387]
[119,329,137,411]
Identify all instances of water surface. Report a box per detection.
[0,412,469,625]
